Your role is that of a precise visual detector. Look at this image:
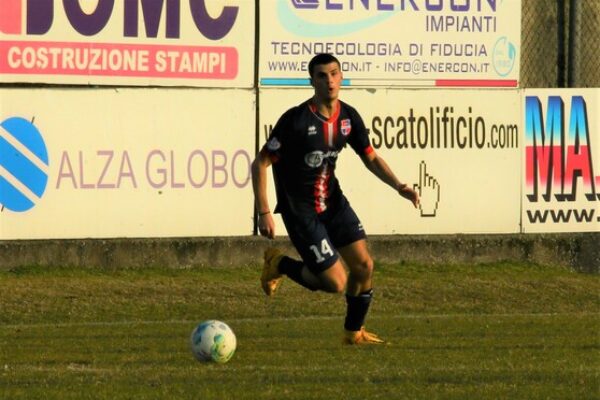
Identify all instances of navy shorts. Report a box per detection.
[281,196,367,274]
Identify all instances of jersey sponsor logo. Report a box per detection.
[267,137,281,151]
[304,150,338,168]
[341,119,351,136]
[308,125,317,135]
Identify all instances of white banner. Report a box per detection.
[0,0,254,87]
[0,88,255,239]
[522,89,600,233]
[260,0,520,88]
[259,88,521,235]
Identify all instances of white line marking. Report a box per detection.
[0,313,596,330]
[3,363,597,374]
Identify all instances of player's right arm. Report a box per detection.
[251,149,275,239]
[252,106,294,239]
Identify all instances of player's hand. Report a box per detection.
[398,184,420,208]
[258,213,276,239]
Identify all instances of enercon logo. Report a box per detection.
[0,117,49,212]
[280,0,398,37]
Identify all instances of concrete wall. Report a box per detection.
[1,233,597,273]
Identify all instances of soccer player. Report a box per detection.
[251,53,419,345]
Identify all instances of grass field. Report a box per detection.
[0,261,598,399]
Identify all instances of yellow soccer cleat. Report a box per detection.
[342,327,385,345]
[261,248,285,296]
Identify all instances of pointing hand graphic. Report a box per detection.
[413,161,440,217]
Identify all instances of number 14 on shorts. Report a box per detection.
[310,239,334,263]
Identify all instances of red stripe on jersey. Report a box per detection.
[331,119,338,146]
[364,145,374,155]
[314,164,331,213]
[328,101,341,122]
[327,103,340,147]
[322,119,339,148]
[308,100,341,149]
[322,121,329,148]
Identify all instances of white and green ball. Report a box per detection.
[190,320,237,363]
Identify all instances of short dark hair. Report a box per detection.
[308,53,341,78]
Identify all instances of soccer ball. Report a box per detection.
[190,320,237,363]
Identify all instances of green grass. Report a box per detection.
[0,262,598,399]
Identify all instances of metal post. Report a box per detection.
[568,0,581,87]
[557,0,566,87]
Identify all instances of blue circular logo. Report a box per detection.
[492,37,517,77]
[0,117,49,212]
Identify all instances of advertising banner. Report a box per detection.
[0,88,255,239]
[260,0,520,88]
[0,0,254,87]
[522,89,600,233]
[259,88,521,235]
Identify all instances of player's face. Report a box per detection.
[310,62,343,102]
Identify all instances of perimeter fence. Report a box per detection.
[521,0,600,87]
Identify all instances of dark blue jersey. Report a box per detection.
[261,99,373,216]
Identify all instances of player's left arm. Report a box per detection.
[360,150,419,208]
